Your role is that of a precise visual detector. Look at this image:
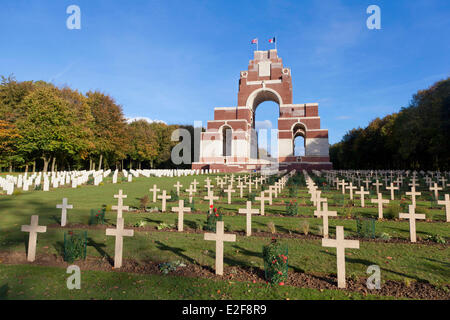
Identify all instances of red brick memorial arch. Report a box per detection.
[192,49,332,172]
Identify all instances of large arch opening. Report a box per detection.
[292,123,306,158]
[246,88,283,161]
[253,101,279,161]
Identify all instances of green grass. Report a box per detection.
[0,264,393,300]
[0,173,448,299]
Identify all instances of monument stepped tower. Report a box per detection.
[192,49,332,172]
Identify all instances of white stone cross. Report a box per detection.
[247,179,253,193]
[386,182,399,201]
[171,200,191,232]
[372,180,383,194]
[322,226,359,288]
[204,221,236,275]
[204,180,214,194]
[339,179,347,194]
[314,202,337,238]
[355,186,370,208]
[204,190,219,208]
[438,176,447,189]
[346,182,357,200]
[314,191,327,211]
[106,217,134,268]
[185,184,196,203]
[112,190,129,219]
[157,190,171,212]
[371,193,389,219]
[399,205,425,242]
[429,182,442,200]
[362,178,371,190]
[149,184,160,202]
[224,185,235,204]
[237,183,246,198]
[173,181,183,196]
[406,186,421,208]
[217,179,226,189]
[437,194,450,222]
[192,179,199,192]
[269,185,278,198]
[57,198,73,227]
[21,215,47,262]
[238,201,259,236]
[255,191,271,216]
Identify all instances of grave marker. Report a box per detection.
[204,221,236,275]
[21,215,47,262]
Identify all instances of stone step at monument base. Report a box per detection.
[192,161,333,173]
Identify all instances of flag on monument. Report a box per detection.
[269,37,276,43]
[251,38,258,44]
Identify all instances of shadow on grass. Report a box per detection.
[87,237,113,266]
[155,240,196,265]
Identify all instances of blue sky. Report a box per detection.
[1,0,449,152]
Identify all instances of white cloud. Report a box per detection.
[126,116,167,124]
[255,120,273,130]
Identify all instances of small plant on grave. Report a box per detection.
[399,198,408,212]
[284,200,298,216]
[87,176,94,185]
[416,206,432,221]
[333,194,345,206]
[170,190,179,202]
[300,220,310,235]
[317,225,324,236]
[139,195,149,211]
[134,220,147,228]
[34,184,42,191]
[378,232,391,241]
[267,221,276,234]
[247,192,256,202]
[356,218,376,239]
[424,234,446,244]
[64,230,87,263]
[225,223,232,232]
[183,198,195,212]
[219,189,226,198]
[157,222,175,230]
[204,206,223,232]
[385,204,400,220]
[158,260,187,275]
[262,238,288,285]
[403,278,412,288]
[89,208,106,225]
[344,205,354,219]
[288,185,297,197]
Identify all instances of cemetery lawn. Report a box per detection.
[1,174,449,299]
[0,264,393,300]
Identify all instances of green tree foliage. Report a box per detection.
[16,86,92,172]
[330,78,450,170]
[0,76,196,171]
[86,91,129,170]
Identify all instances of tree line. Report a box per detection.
[0,76,197,172]
[330,78,450,170]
